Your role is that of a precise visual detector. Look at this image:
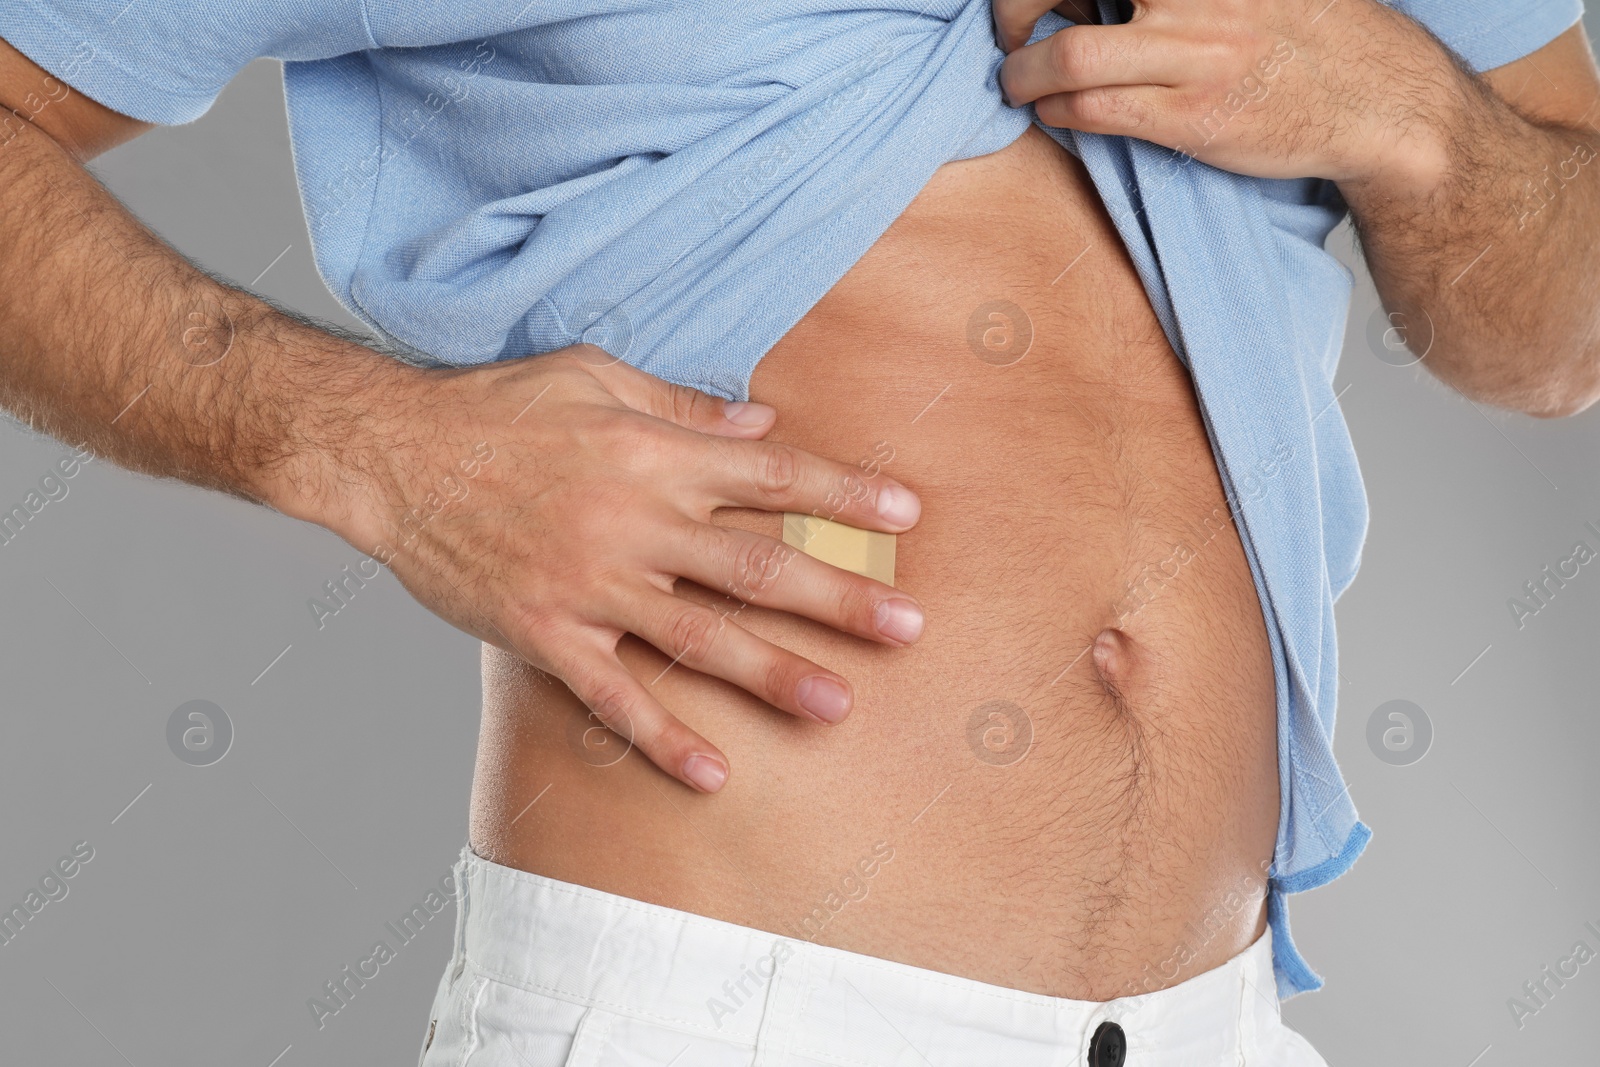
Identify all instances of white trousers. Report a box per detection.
[419,847,1328,1067]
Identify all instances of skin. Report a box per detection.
[0,38,929,796]
[2,10,1595,781]
[474,122,1287,997]
[0,2,1597,998]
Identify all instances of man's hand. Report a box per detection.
[296,351,925,794]
[995,3,1600,417]
[995,0,1455,184]
[0,33,924,796]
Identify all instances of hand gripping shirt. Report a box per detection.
[3,0,1584,998]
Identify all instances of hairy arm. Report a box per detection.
[1340,23,1600,418]
[0,36,401,529]
[0,36,927,792]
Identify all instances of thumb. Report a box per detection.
[993,0,1065,52]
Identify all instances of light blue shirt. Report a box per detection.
[6,0,1584,998]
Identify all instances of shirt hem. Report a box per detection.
[1269,819,1372,999]
[0,0,228,125]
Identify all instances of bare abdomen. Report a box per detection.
[471,125,1279,1001]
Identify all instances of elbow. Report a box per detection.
[1526,389,1599,419]
[1469,341,1600,419]
[1522,350,1600,419]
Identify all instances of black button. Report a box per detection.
[1088,1021,1127,1067]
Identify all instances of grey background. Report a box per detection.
[4,19,1600,1067]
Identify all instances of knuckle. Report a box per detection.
[728,536,792,600]
[510,600,563,646]
[841,470,870,503]
[663,605,726,663]
[836,577,876,633]
[753,443,801,498]
[1200,56,1240,97]
[668,383,714,427]
[1215,16,1266,59]
[582,678,637,730]
[533,626,589,681]
[569,403,630,452]
[1074,88,1130,127]
[1052,26,1102,78]
[1073,89,1110,125]
[759,655,804,706]
[541,350,589,376]
[638,720,689,766]
[682,518,724,570]
[606,419,664,469]
[819,471,869,518]
[1171,85,1206,117]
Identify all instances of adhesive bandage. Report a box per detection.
[782,514,896,586]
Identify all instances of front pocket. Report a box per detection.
[465,975,758,1067]
[460,977,603,1067]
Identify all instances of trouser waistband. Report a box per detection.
[444,846,1292,1065]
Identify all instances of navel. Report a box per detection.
[1091,626,1135,700]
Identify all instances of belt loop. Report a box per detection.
[448,846,474,988]
[752,938,805,1067]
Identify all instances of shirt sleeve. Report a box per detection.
[1388,0,1585,72]
[0,0,379,124]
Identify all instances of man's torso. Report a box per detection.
[469,125,1280,1002]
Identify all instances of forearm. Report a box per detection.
[0,115,406,527]
[1339,26,1600,417]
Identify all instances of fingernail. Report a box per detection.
[723,401,775,427]
[683,754,728,792]
[876,484,921,527]
[875,598,925,643]
[999,72,1017,108]
[797,675,851,724]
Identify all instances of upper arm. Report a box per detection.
[1480,21,1600,129]
[0,1,377,159]
[0,35,152,161]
